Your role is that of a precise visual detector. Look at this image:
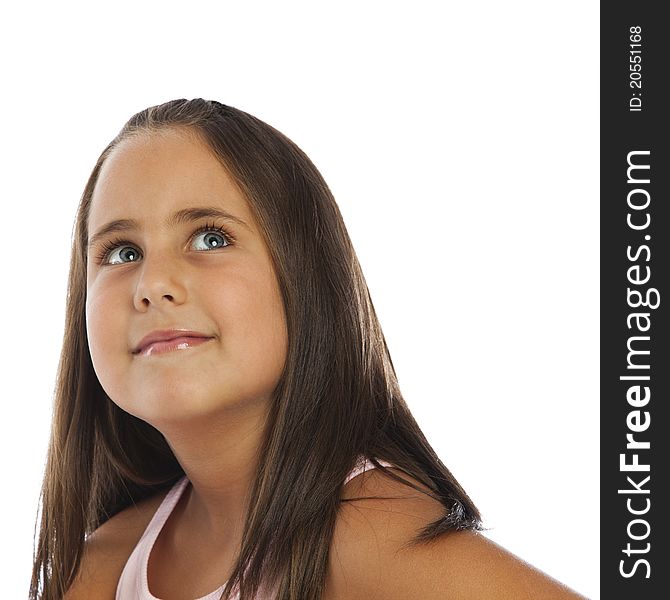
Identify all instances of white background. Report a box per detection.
[0,2,598,598]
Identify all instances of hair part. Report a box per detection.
[30,98,482,600]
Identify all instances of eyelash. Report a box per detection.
[94,221,236,265]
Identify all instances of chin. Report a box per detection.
[126,392,227,428]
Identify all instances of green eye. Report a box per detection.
[96,240,141,265]
[191,228,231,251]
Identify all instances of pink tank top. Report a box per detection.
[116,456,393,599]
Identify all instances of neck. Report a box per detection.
[157,397,270,546]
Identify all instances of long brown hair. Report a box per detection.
[30,98,482,600]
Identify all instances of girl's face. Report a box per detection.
[85,129,288,427]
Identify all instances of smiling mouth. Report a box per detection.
[135,336,214,357]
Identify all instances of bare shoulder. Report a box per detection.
[64,488,169,599]
[324,468,588,600]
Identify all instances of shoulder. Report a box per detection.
[63,488,169,599]
[324,467,587,600]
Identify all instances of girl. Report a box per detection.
[31,98,586,600]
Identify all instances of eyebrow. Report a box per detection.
[87,206,251,250]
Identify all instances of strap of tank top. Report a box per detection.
[139,476,189,548]
[344,455,394,485]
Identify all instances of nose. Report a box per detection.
[132,252,187,311]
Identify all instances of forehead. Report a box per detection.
[88,129,253,231]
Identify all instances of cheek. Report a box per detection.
[246,295,287,367]
[256,277,289,377]
[85,285,126,374]
[211,270,287,373]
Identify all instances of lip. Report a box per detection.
[132,329,214,356]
